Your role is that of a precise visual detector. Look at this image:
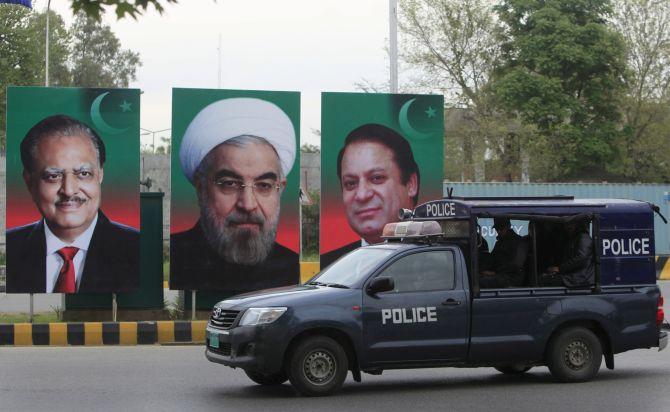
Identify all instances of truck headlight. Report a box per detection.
[239,307,287,326]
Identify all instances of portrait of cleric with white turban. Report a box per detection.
[170,97,300,292]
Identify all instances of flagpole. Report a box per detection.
[45,0,51,86]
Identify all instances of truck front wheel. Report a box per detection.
[287,336,348,396]
[547,326,602,382]
[244,370,288,386]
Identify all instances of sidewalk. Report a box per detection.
[0,289,180,313]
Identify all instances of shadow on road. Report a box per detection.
[206,366,669,399]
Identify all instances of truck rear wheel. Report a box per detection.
[495,365,532,375]
[547,326,602,382]
[244,370,288,386]
[287,336,348,396]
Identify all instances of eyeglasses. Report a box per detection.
[213,178,281,197]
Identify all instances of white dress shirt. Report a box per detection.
[45,214,98,293]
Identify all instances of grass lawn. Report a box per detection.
[0,312,61,323]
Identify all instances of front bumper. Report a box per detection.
[204,323,288,374]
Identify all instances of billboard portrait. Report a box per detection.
[320,92,444,267]
[5,87,141,294]
[170,88,300,294]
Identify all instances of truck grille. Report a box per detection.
[208,341,232,357]
[210,309,240,329]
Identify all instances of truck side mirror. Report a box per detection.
[367,277,394,295]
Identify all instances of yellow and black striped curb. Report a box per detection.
[657,256,670,280]
[300,262,320,283]
[0,321,207,346]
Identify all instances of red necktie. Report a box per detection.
[55,247,79,293]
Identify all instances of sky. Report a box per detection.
[43,0,394,150]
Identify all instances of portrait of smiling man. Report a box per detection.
[170,97,299,293]
[320,123,420,268]
[6,114,140,293]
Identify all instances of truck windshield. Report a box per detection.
[312,248,395,287]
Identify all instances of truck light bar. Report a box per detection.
[382,221,442,239]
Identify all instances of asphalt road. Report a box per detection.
[1,344,669,412]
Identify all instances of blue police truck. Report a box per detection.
[205,196,668,396]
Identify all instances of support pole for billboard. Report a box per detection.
[191,290,196,320]
[112,293,118,322]
[299,187,304,263]
[29,294,34,323]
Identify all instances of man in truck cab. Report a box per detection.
[542,219,595,287]
[479,217,527,288]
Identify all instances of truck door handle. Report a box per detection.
[442,298,461,306]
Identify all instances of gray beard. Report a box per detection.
[199,206,278,266]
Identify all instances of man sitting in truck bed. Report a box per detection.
[542,220,595,287]
[479,218,527,288]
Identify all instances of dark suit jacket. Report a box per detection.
[320,240,361,269]
[558,231,595,288]
[6,211,140,294]
[170,222,299,293]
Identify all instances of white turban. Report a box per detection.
[179,97,296,184]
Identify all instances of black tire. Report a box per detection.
[546,326,602,382]
[287,336,348,396]
[244,370,288,386]
[495,365,532,375]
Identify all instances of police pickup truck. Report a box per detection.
[205,196,668,396]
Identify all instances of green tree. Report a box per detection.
[70,13,141,87]
[612,0,670,182]
[493,0,629,181]
[154,136,171,154]
[300,143,320,154]
[70,0,178,20]
[0,6,141,152]
[0,5,70,150]
[399,0,514,181]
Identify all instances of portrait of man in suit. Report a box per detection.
[170,97,299,292]
[320,124,420,268]
[6,114,139,294]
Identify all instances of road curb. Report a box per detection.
[0,320,207,346]
[657,256,670,280]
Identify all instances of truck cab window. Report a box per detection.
[378,250,455,293]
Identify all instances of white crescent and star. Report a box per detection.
[90,92,130,135]
[398,98,438,141]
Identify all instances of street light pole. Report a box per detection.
[45,0,51,86]
[40,0,53,324]
[218,33,222,88]
[389,0,398,93]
